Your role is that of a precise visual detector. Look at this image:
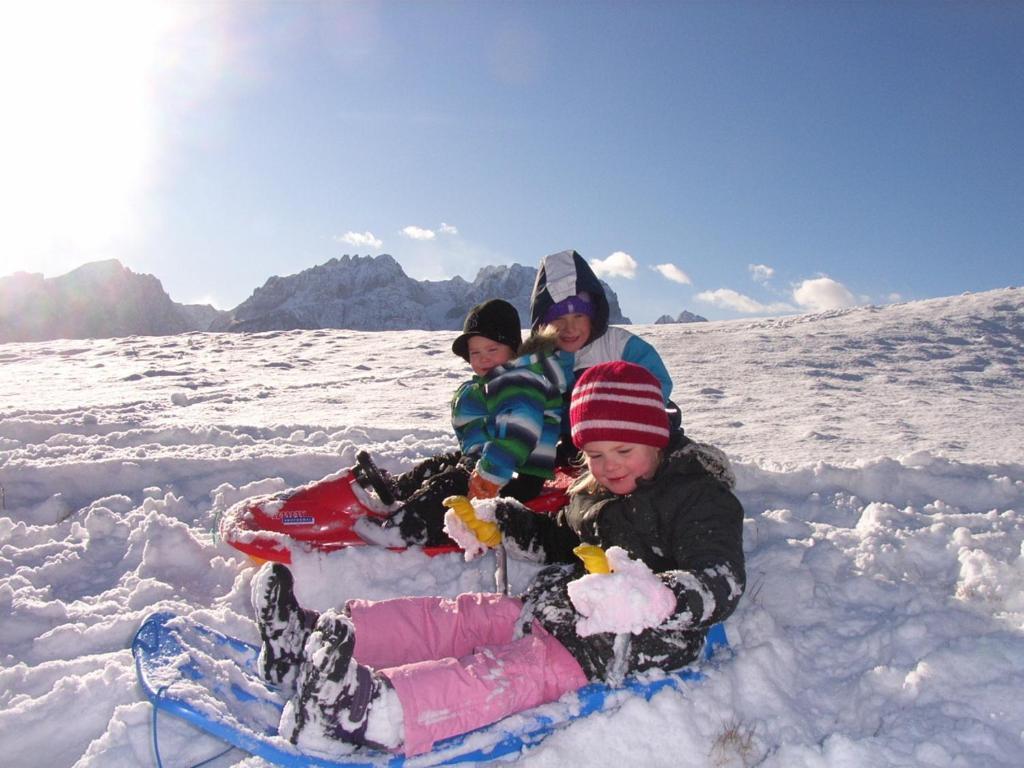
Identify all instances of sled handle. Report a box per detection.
[355,450,397,507]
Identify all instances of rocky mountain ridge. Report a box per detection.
[0,260,218,343]
[654,310,708,324]
[211,254,629,333]
[0,255,630,342]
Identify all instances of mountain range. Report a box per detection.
[0,255,642,342]
[655,310,708,324]
[0,260,217,343]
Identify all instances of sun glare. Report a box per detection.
[0,1,182,276]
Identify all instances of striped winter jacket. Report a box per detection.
[451,349,570,487]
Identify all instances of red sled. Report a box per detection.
[219,451,575,564]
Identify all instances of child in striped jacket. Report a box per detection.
[366,299,568,547]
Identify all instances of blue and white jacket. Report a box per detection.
[529,249,673,401]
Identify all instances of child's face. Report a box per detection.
[582,440,661,495]
[549,313,592,353]
[467,335,514,376]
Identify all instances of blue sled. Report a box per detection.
[132,611,728,767]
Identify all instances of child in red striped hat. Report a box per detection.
[568,360,670,495]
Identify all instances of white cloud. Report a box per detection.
[749,264,774,283]
[652,263,692,285]
[699,277,857,315]
[695,288,795,315]
[402,226,436,241]
[591,251,638,279]
[439,222,459,235]
[792,277,858,312]
[336,231,383,250]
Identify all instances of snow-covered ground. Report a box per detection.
[1,287,1022,767]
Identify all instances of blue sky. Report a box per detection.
[1,1,1021,322]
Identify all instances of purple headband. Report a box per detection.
[544,294,595,324]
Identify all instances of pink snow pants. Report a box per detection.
[345,592,588,756]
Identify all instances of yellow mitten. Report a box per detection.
[443,496,502,547]
[573,543,610,574]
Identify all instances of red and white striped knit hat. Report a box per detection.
[570,361,670,449]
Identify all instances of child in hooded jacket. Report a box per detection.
[368,299,569,547]
[529,249,676,460]
[252,361,745,758]
[530,249,673,400]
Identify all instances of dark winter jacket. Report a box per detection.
[495,437,745,681]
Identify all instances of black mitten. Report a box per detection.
[494,498,581,564]
[493,498,548,562]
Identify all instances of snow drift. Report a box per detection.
[1,287,1022,767]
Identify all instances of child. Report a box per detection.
[530,249,673,401]
[369,299,568,547]
[529,248,677,463]
[253,361,745,757]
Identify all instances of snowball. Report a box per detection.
[568,546,676,636]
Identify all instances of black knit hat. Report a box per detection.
[452,299,523,361]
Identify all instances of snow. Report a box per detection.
[1,287,1022,767]
[567,547,678,636]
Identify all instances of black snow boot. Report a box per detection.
[281,610,400,752]
[389,463,471,546]
[391,451,464,500]
[252,562,319,691]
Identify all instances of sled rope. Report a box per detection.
[443,495,510,594]
[150,684,236,768]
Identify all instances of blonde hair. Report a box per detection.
[568,469,600,496]
[568,448,664,497]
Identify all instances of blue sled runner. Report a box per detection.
[132,611,729,767]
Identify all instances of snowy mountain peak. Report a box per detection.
[0,259,219,343]
[65,258,125,279]
[655,310,708,324]
[213,254,631,333]
[0,255,631,341]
